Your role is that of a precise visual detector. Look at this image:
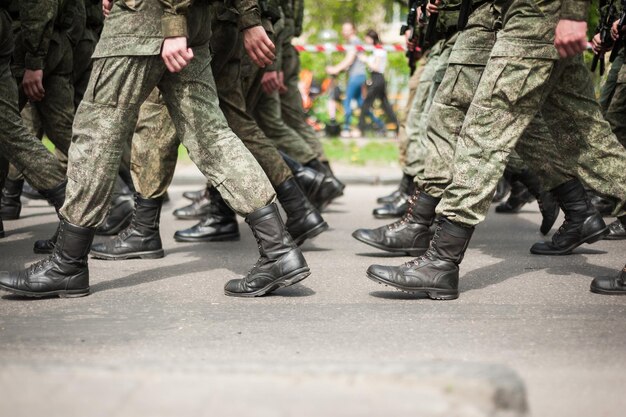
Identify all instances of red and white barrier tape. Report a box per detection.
[294,44,407,53]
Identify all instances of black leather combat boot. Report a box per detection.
[282,153,343,211]
[605,216,626,240]
[377,173,413,204]
[353,190,439,256]
[372,178,415,219]
[492,176,511,203]
[224,203,310,297]
[96,177,135,236]
[589,191,616,216]
[276,177,328,245]
[0,220,94,298]
[496,169,559,235]
[366,218,474,300]
[306,158,345,196]
[174,187,240,242]
[0,178,24,220]
[182,185,209,202]
[21,181,45,200]
[590,264,626,295]
[530,179,608,255]
[173,187,215,220]
[91,194,164,260]
[33,180,67,254]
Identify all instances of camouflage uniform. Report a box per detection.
[0,4,66,191]
[604,55,626,148]
[398,65,424,171]
[436,0,626,226]
[404,7,460,179]
[599,49,624,114]
[276,0,326,161]
[130,1,294,199]
[61,0,275,227]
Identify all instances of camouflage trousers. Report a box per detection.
[604,58,626,149]
[599,49,625,114]
[398,58,427,173]
[436,0,626,226]
[280,44,327,161]
[130,20,293,198]
[61,44,275,227]
[251,51,318,165]
[0,10,65,191]
[405,36,456,178]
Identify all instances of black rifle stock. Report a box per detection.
[609,0,626,62]
[592,0,616,74]
[401,0,420,74]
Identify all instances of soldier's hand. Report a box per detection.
[261,71,281,94]
[426,0,441,15]
[243,26,275,68]
[591,33,610,54]
[22,69,45,102]
[612,19,624,41]
[162,37,194,73]
[278,71,288,94]
[554,19,588,58]
[102,0,113,17]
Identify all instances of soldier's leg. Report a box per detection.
[599,49,625,114]
[280,45,327,161]
[157,45,275,216]
[604,62,626,149]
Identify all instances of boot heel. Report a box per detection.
[427,290,459,300]
[283,269,311,287]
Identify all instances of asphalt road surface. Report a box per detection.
[0,183,624,417]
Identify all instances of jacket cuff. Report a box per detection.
[560,0,590,21]
[238,10,262,31]
[25,54,45,71]
[162,14,188,38]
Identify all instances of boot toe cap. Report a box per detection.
[590,276,626,295]
[366,264,393,281]
[352,228,378,244]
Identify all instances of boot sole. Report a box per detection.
[530,227,610,255]
[96,211,134,236]
[0,283,90,298]
[604,235,626,241]
[293,222,329,246]
[366,271,458,300]
[0,209,21,220]
[173,233,240,243]
[224,267,311,298]
[590,286,626,295]
[90,249,165,260]
[352,233,427,257]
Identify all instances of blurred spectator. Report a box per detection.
[358,29,398,135]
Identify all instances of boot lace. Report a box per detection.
[387,192,419,231]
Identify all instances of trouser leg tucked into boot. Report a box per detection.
[496,168,559,235]
[276,177,328,245]
[530,179,608,255]
[96,176,135,236]
[366,218,474,300]
[590,264,626,295]
[174,187,240,242]
[90,194,164,260]
[353,190,439,256]
[281,152,343,211]
[33,180,68,254]
[305,158,345,195]
[0,220,94,298]
[224,203,310,297]
[377,173,413,204]
[0,178,24,220]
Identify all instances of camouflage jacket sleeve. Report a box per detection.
[234,0,262,30]
[560,0,590,20]
[159,0,192,38]
[19,0,58,70]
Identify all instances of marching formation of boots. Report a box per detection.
[1,0,626,302]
